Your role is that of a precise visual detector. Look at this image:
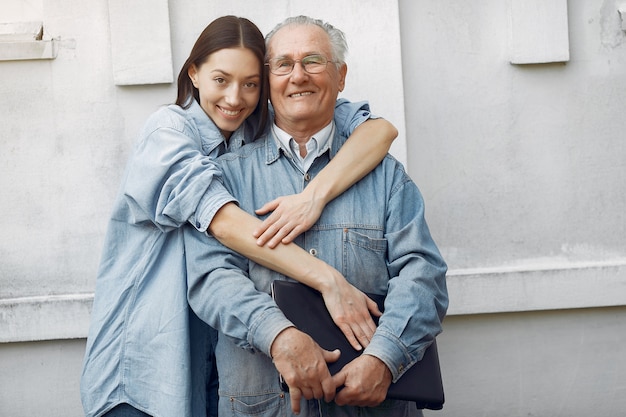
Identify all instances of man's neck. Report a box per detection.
[272,120,334,164]
[274,118,332,147]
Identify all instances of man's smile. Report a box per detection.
[289,91,313,98]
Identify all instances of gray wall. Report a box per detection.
[1,0,625,416]
[3,307,626,416]
[400,0,626,270]
[429,306,626,416]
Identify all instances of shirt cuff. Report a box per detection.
[363,330,419,382]
[248,307,295,357]
[191,180,237,232]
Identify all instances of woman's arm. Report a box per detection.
[209,202,382,350]
[253,118,398,247]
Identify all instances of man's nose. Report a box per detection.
[290,61,309,81]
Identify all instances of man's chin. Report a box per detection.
[277,103,311,117]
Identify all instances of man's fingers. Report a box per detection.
[315,349,340,402]
[299,386,315,400]
[289,387,302,415]
[331,369,348,403]
[322,348,341,363]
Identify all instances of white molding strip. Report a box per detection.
[2,260,625,343]
[0,21,58,61]
[0,39,58,61]
[0,293,92,343]
[446,260,626,315]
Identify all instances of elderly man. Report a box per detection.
[185,15,448,417]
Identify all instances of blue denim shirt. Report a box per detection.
[184,125,449,417]
[80,98,372,417]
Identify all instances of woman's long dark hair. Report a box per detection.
[176,16,269,139]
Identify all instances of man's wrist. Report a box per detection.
[270,326,298,359]
[251,309,295,357]
[363,333,410,382]
[362,353,393,377]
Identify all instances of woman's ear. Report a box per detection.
[188,64,199,88]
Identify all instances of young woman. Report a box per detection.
[81,16,397,417]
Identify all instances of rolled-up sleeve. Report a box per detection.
[334,98,380,136]
[122,109,235,232]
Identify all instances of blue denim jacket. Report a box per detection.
[184,126,449,417]
[80,98,372,417]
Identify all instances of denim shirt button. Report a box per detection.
[304,173,311,181]
[196,221,201,229]
[309,248,318,256]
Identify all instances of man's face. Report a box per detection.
[267,24,347,134]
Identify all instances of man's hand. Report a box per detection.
[270,327,340,414]
[254,192,323,248]
[331,354,392,407]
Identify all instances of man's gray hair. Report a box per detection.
[265,15,348,68]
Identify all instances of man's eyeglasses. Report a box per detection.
[265,54,336,75]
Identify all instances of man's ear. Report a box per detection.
[338,63,347,92]
[188,64,199,88]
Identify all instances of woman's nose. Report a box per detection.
[224,85,241,105]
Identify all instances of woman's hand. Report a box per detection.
[254,191,325,248]
[317,271,382,351]
[252,191,383,349]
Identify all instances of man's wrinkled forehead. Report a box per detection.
[267,24,330,59]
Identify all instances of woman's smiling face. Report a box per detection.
[188,47,262,139]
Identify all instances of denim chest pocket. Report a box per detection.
[224,392,287,417]
[342,229,389,292]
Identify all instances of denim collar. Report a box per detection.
[264,120,341,167]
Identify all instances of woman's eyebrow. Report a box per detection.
[210,69,261,79]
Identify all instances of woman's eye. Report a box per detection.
[244,82,258,88]
[214,77,226,84]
